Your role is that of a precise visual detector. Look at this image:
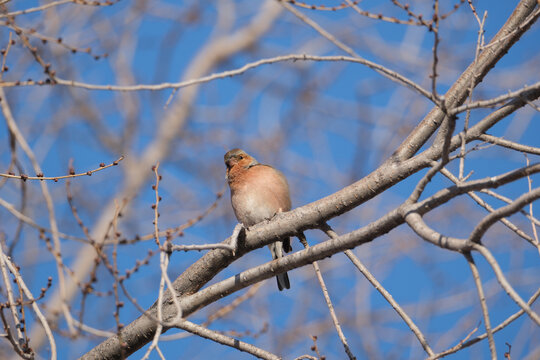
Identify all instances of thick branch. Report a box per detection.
[81,135,540,359]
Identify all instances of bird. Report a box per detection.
[224,148,292,291]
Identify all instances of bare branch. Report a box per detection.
[473,244,540,326]
[322,223,434,356]
[440,168,539,248]
[475,134,540,155]
[464,253,496,359]
[279,3,440,104]
[175,319,280,360]
[0,241,28,357]
[392,0,540,161]
[429,287,540,359]
[299,233,356,360]
[0,156,124,182]
[0,252,56,359]
[469,187,540,243]
[451,80,540,115]
[0,87,76,336]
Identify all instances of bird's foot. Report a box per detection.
[229,223,244,256]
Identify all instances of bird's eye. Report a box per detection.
[238,155,243,159]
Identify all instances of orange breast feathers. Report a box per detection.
[228,163,291,227]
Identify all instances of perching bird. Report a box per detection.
[224,148,292,291]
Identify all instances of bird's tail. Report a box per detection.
[276,271,290,291]
[269,239,291,291]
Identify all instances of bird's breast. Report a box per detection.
[229,165,291,226]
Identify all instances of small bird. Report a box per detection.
[224,148,292,291]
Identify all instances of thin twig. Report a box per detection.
[450,81,540,115]
[0,87,76,336]
[429,287,540,359]
[0,54,441,105]
[0,0,73,18]
[0,240,27,355]
[473,244,540,326]
[479,188,540,227]
[140,251,167,359]
[345,0,427,26]
[1,252,56,360]
[440,168,539,248]
[347,248,435,356]
[106,188,225,245]
[407,160,442,204]
[298,233,356,360]
[476,134,540,155]
[0,309,33,359]
[320,224,434,356]
[110,200,125,357]
[160,282,263,341]
[469,186,540,243]
[0,197,87,242]
[284,0,359,12]
[0,156,124,181]
[430,0,440,98]
[143,163,182,359]
[175,319,280,360]
[279,4,441,104]
[460,7,487,179]
[524,155,540,255]
[464,252,496,359]
[479,6,540,52]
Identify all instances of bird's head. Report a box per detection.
[224,148,258,169]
